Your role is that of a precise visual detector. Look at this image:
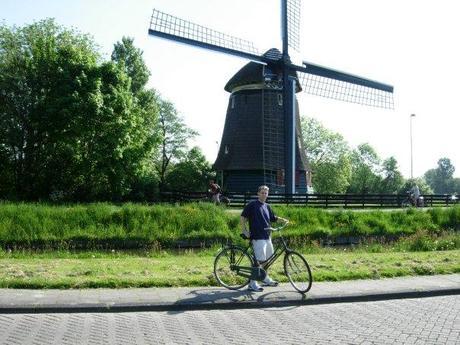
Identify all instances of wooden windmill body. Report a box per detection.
[213,49,310,192]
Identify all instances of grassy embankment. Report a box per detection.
[0,202,458,288]
[1,202,459,249]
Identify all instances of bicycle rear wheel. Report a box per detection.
[284,251,312,293]
[214,246,253,290]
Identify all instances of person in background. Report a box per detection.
[410,183,421,206]
[209,180,221,204]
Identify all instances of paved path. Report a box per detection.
[0,274,459,313]
[0,275,459,344]
[0,295,458,344]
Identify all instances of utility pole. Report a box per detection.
[410,114,416,179]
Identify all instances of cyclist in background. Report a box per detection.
[209,180,221,204]
[409,183,421,206]
[240,185,288,292]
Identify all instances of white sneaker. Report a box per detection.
[262,277,279,287]
[248,281,263,292]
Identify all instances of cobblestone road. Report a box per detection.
[0,295,458,344]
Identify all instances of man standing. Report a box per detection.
[240,185,288,292]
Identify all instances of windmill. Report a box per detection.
[148,0,394,194]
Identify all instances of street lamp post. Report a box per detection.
[410,114,416,179]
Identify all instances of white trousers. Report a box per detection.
[252,239,274,262]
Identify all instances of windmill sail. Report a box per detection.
[149,9,265,63]
[297,62,394,109]
[287,0,302,52]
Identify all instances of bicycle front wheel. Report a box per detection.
[214,246,253,290]
[284,251,312,293]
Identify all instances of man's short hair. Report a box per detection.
[258,185,269,192]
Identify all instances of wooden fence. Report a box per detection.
[158,191,459,208]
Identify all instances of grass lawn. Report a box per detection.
[0,249,458,289]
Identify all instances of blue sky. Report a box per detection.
[2,0,459,178]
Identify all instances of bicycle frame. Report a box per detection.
[232,226,292,278]
[229,246,255,279]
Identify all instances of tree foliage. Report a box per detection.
[0,20,158,200]
[379,156,405,194]
[111,36,150,96]
[302,116,459,196]
[301,116,351,193]
[301,117,408,195]
[154,96,198,191]
[0,19,99,199]
[424,158,457,194]
[165,147,214,192]
[347,143,382,194]
[451,178,460,194]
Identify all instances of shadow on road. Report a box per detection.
[169,287,308,314]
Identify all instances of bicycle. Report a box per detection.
[213,222,313,294]
[200,191,231,206]
[401,191,424,208]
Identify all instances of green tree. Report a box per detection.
[111,36,150,96]
[0,19,100,199]
[424,158,456,194]
[301,116,352,193]
[165,147,213,192]
[76,62,158,201]
[0,20,158,201]
[347,143,382,194]
[110,36,160,199]
[154,95,197,191]
[451,178,460,194]
[379,156,404,194]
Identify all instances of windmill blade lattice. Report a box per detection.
[298,72,394,109]
[150,9,260,58]
[297,61,394,109]
[287,0,302,52]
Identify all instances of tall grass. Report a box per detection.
[0,202,458,250]
[0,202,233,249]
[274,206,459,247]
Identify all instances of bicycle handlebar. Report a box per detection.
[240,221,289,240]
[265,221,289,232]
